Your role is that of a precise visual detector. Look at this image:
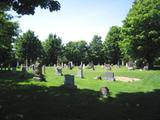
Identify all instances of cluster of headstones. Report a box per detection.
[126,60,149,70]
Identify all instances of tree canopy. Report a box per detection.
[104,26,121,64]
[0,0,61,15]
[43,34,62,65]
[88,35,104,65]
[16,30,44,64]
[120,0,160,68]
[0,11,19,67]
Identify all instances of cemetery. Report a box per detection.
[0,65,160,120]
[0,0,160,120]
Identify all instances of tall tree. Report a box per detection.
[43,34,62,65]
[0,11,19,67]
[103,26,121,64]
[16,30,44,64]
[120,0,160,69]
[64,40,88,65]
[0,0,60,15]
[89,35,104,65]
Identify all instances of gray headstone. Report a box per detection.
[77,63,84,78]
[56,67,63,76]
[103,72,115,81]
[104,64,111,70]
[77,69,84,78]
[143,65,148,70]
[64,74,77,89]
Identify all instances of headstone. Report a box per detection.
[68,61,73,70]
[127,61,134,70]
[33,58,45,81]
[56,66,63,76]
[104,64,111,70]
[143,65,148,70]
[100,87,110,97]
[103,72,115,81]
[87,62,95,70]
[77,63,84,78]
[64,74,77,89]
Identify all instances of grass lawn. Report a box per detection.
[0,66,160,120]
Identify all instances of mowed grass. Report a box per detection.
[0,66,160,120]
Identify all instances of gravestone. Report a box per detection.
[103,72,115,81]
[87,62,95,70]
[100,86,110,97]
[64,74,77,89]
[127,61,134,70]
[104,64,111,70]
[68,61,73,70]
[77,63,84,78]
[56,66,63,76]
[33,59,45,81]
[143,65,148,70]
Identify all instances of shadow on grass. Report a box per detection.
[0,72,160,120]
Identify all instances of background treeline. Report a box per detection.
[0,0,160,69]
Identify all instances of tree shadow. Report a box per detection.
[0,73,160,120]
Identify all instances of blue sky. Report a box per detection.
[14,0,134,44]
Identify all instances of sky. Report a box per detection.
[13,0,135,44]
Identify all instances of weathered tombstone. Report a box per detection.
[56,66,63,76]
[88,62,95,70]
[143,65,149,70]
[100,86,110,97]
[64,74,77,89]
[33,58,45,81]
[128,61,134,70]
[103,72,115,81]
[77,63,84,78]
[68,61,73,70]
[104,64,111,70]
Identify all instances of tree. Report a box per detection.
[64,40,88,65]
[88,35,104,65]
[16,30,44,64]
[43,34,62,65]
[120,0,160,69]
[103,26,121,64]
[0,11,19,68]
[0,0,60,15]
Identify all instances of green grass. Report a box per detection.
[0,66,160,120]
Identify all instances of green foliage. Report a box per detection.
[0,11,19,67]
[16,30,44,64]
[104,26,121,64]
[0,0,60,15]
[64,40,88,65]
[120,0,160,68]
[43,34,62,65]
[89,35,104,64]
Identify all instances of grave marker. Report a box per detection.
[103,72,115,81]
[64,74,77,89]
